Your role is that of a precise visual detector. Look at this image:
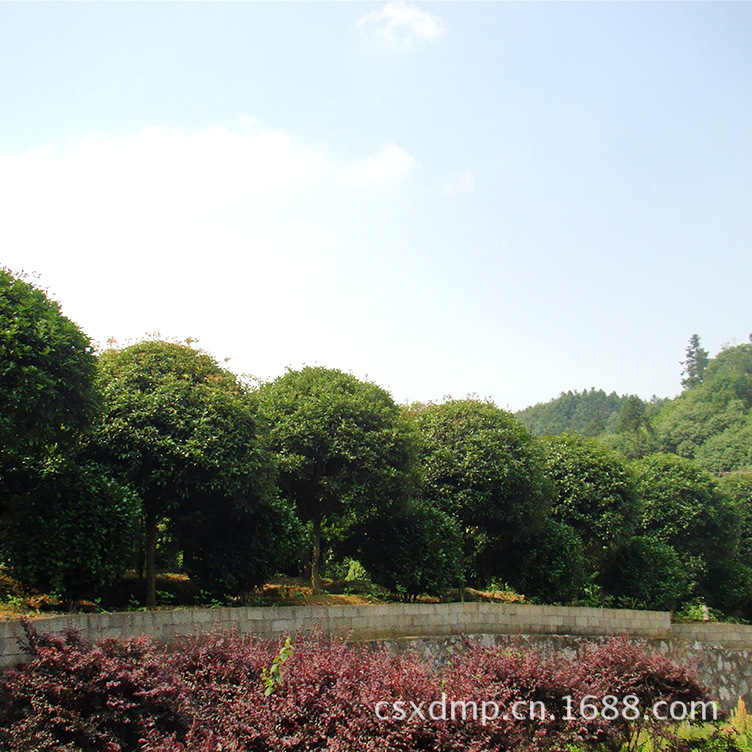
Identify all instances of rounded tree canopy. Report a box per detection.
[633,452,742,609]
[93,339,273,508]
[257,366,418,593]
[541,433,640,554]
[0,268,97,457]
[1,456,140,601]
[92,339,281,604]
[411,399,548,541]
[634,452,738,559]
[257,365,418,522]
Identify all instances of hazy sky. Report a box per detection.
[2,2,751,411]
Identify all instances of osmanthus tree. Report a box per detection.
[356,497,463,599]
[718,471,752,556]
[410,399,549,589]
[0,269,141,603]
[634,453,748,613]
[718,471,752,619]
[540,433,641,569]
[90,340,291,608]
[600,535,688,611]
[2,456,140,603]
[0,268,98,492]
[256,366,419,594]
[508,518,587,604]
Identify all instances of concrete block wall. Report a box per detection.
[5,603,752,709]
[0,602,673,669]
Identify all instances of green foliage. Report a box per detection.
[262,636,293,696]
[90,340,283,606]
[258,366,417,526]
[601,535,688,611]
[0,456,139,601]
[93,340,264,508]
[414,399,548,539]
[507,518,587,604]
[411,399,549,588]
[682,334,710,390]
[657,344,752,473]
[634,453,745,611]
[358,497,463,598]
[257,366,418,592]
[695,416,752,474]
[541,433,641,563]
[717,471,752,619]
[719,472,752,559]
[600,394,661,460]
[176,493,305,599]
[515,388,627,437]
[257,367,416,592]
[616,395,650,434]
[0,268,98,459]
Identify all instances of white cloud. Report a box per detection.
[0,125,419,382]
[358,142,417,184]
[443,170,475,196]
[357,2,447,51]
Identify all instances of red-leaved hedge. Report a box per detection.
[0,622,718,751]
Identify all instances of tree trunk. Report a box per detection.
[459,534,466,603]
[311,515,322,595]
[145,506,158,610]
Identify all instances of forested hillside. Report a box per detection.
[516,337,752,475]
[656,343,752,473]
[515,388,628,436]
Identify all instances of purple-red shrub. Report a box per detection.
[0,622,192,751]
[569,638,713,752]
[0,624,716,752]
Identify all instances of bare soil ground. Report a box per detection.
[0,567,525,619]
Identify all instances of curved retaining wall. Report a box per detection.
[1,603,751,709]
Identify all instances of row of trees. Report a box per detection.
[2,268,752,616]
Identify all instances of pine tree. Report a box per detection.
[681,334,709,390]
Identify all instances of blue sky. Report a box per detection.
[2,2,751,411]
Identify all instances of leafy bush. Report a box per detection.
[358,497,463,599]
[507,518,588,604]
[0,625,718,752]
[634,453,744,612]
[1,458,140,603]
[601,535,688,611]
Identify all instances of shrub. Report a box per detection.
[0,625,717,752]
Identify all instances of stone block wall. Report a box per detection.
[2,603,752,709]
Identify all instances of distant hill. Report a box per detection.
[515,388,629,437]
[655,343,752,473]
[516,342,752,474]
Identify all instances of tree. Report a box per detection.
[615,395,647,434]
[633,453,743,611]
[411,399,549,589]
[1,456,139,603]
[541,434,640,568]
[507,518,587,604]
[90,340,281,608]
[257,366,418,594]
[717,471,752,618]
[515,388,624,437]
[600,536,687,611]
[681,334,709,390]
[357,498,462,599]
[718,471,752,560]
[657,343,752,472]
[0,268,97,503]
[602,395,659,460]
